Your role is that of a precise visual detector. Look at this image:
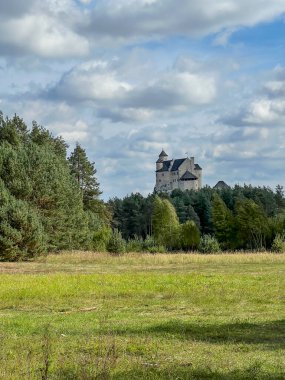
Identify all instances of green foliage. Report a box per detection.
[179,220,200,250]
[235,198,270,250]
[91,226,112,252]
[0,112,109,260]
[271,234,285,253]
[125,235,166,253]
[107,229,126,254]
[0,181,47,260]
[109,193,154,239]
[142,235,165,253]
[68,143,101,212]
[198,235,221,254]
[110,184,285,252]
[126,235,144,252]
[152,196,180,250]
[212,193,235,249]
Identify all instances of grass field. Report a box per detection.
[0,252,284,379]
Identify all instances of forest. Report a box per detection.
[1,113,285,261]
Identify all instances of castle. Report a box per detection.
[155,150,202,193]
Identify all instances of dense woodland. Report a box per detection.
[110,185,285,252]
[0,113,111,260]
[1,113,285,260]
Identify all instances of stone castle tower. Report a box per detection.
[155,150,202,193]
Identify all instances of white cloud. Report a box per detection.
[50,57,217,120]
[0,14,89,58]
[0,0,89,58]
[1,1,285,59]
[55,61,132,101]
[83,0,285,44]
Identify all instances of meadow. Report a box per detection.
[0,252,284,379]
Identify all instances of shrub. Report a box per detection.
[179,220,200,251]
[198,234,221,254]
[107,229,126,254]
[92,226,112,252]
[142,235,165,253]
[126,235,144,252]
[271,233,285,253]
[147,245,166,254]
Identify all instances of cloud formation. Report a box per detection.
[83,0,285,43]
[49,57,217,122]
[1,1,285,59]
[1,1,285,198]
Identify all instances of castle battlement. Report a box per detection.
[155,150,202,193]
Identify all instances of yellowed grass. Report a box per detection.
[0,251,283,276]
[40,250,285,264]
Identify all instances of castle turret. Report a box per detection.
[159,149,168,161]
[156,150,168,171]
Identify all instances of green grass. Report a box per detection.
[0,252,284,379]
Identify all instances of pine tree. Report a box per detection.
[0,113,109,258]
[68,143,101,212]
[0,180,47,260]
[212,193,235,249]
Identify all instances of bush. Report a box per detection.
[147,245,166,254]
[143,235,166,253]
[126,235,144,252]
[198,234,221,254]
[107,229,126,254]
[271,233,285,253]
[179,220,200,251]
[92,226,112,252]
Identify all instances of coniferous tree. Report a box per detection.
[0,113,110,259]
[0,180,47,260]
[212,193,235,249]
[68,143,101,212]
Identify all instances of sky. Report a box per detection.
[1,0,285,199]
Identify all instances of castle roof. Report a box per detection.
[156,160,172,172]
[180,170,198,181]
[171,158,186,171]
[213,180,230,190]
[159,150,168,157]
[156,158,202,173]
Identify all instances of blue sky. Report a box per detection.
[0,0,285,199]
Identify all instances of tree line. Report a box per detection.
[109,185,285,252]
[1,112,285,260]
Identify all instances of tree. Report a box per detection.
[179,220,200,250]
[275,185,285,211]
[0,180,47,260]
[212,193,235,249]
[235,198,270,249]
[193,191,213,234]
[152,196,180,250]
[69,143,101,212]
[0,113,110,258]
